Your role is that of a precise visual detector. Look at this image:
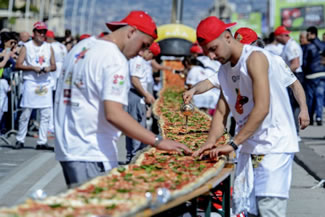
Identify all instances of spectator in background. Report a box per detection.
[300,31,309,47]
[125,42,160,164]
[46,30,68,133]
[79,34,91,41]
[304,26,325,126]
[190,41,204,58]
[0,32,18,80]
[63,29,76,52]
[0,48,12,130]
[265,32,284,56]
[19,32,31,44]
[98,32,109,38]
[275,25,304,137]
[183,56,220,114]
[14,21,56,150]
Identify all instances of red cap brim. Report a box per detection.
[227,22,237,28]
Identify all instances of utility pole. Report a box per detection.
[87,0,96,35]
[39,0,45,21]
[48,0,55,29]
[25,0,31,31]
[79,0,88,35]
[171,0,183,24]
[71,0,80,36]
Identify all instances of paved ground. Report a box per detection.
[0,115,325,216]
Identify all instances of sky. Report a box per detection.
[64,0,215,36]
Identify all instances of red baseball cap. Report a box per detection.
[149,42,160,56]
[234,27,258,44]
[197,16,236,46]
[80,34,91,40]
[33,21,47,30]
[274,26,290,36]
[46,30,55,38]
[190,43,203,54]
[106,10,157,39]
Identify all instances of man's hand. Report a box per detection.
[192,142,215,159]
[44,66,51,73]
[298,110,310,129]
[183,88,195,104]
[34,66,41,73]
[207,144,234,160]
[156,139,192,155]
[144,93,155,104]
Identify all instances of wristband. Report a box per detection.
[154,135,163,147]
[228,139,238,151]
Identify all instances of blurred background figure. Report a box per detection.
[46,30,68,134]
[14,21,56,150]
[264,32,284,56]
[125,42,160,164]
[183,56,220,115]
[303,26,325,126]
[275,25,304,136]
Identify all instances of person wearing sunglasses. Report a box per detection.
[13,21,56,150]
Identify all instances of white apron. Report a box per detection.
[20,80,52,108]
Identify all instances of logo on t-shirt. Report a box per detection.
[34,85,48,95]
[36,55,45,66]
[235,88,249,114]
[113,74,125,85]
[232,75,240,82]
[75,47,89,63]
[110,74,125,95]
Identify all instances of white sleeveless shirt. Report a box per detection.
[23,40,52,82]
[218,45,299,154]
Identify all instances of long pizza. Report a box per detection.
[0,60,229,217]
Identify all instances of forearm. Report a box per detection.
[104,101,156,145]
[132,77,148,97]
[0,58,9,68]
[206,94,229,144]
[50,63,56,72]
[206,110,227,144]
[192,79,214,95]
[152,60,171,71]
[290,58,300,72]
[233,105,268,145]
[15,64,36,72]
[290,81,308,112]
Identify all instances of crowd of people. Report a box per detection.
[0,9,325,217]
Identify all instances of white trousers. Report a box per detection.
[16,107,51,144]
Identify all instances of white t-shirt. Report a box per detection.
[186,66,220,109]
[50,41,68,89]
[208,52,297,89]
[264,43,284,56]
[129,56,149,92]
[54,37,130,166]
[281,38,303,73]
[23,40,52,82]
[273,54,297,87]
[218,45,299,154]
[197,55,221,72]
[146,60,154,85]
[0,79,10,112]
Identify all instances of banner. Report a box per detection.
[231,12,262,37]
[274,0,325,39]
